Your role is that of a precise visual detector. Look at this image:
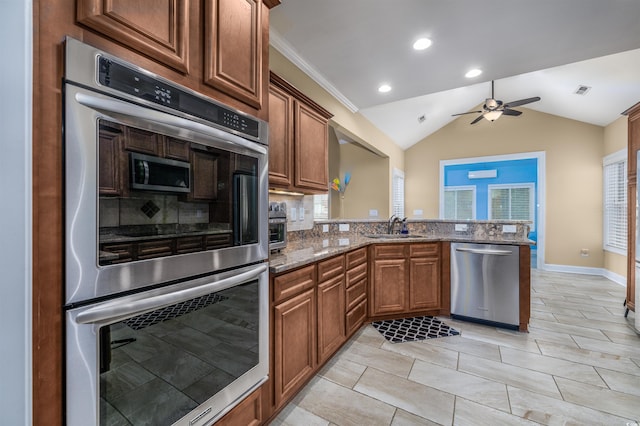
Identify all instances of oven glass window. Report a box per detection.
[97,119,259,266]
[98,280,259,425]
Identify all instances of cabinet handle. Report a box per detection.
[455,247,513,256]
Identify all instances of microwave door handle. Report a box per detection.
[142,160,149,184]
[75,264,267,325]
[75,92,267,155]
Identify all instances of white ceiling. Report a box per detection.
[270,0,640,150]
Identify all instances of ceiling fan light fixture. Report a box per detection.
[483,110,503,121]
[465,68,482,78]
[412,38,432,50]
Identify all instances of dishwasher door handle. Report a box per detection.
[455,247,513,256]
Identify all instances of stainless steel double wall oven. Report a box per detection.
[63,38,269,426]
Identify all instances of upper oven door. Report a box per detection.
[64,83,268,304]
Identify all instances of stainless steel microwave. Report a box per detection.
[130,152,190,193]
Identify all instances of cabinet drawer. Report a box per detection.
[346,279,366,310]
[137,239,174,260]
[317,255,344,282]
[346,247,367,269]
[346,298,367,336]
[372,244,407,259]
[410,243,439,257]
[273,264,316,303]
[346,262,367,288]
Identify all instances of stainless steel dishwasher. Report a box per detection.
[451,242,520,330]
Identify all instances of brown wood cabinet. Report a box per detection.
[369,243,443,318]
[76,0,277,113]
[98,125,122,196]
[271,265,317,408]
[190,149,219,201]
[625,102,640,313]
[317,256,346,364]
[268,72,333,193]
[345,248,368,336]
[204,0,263,109]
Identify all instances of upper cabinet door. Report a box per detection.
[204,0,263,109]
[268,84,293,188]
[295,101,329,191]
[77,0,190,73]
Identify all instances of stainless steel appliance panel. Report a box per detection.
[64,38,269,304]
[451,242,520,329]
[65,263,269,426]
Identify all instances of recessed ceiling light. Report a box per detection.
[413,38,432,50]
[378,84,392,93]
[465,69,482,78]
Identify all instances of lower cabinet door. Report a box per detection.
[317,275,346,364]
[371,258,406,316]
[273,288,317,407]
[409,256,440,311]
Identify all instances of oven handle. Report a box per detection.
[75,264,267,325]
[75,91,267,156]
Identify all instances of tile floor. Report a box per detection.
[270,270,640,426]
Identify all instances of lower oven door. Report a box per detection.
[65,263,268,426]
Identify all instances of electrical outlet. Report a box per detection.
[502,224,517,233]
[322,224,329,233]
[339,223,349,232]
[455,223,468,232]
[290,207,296,221]
[580,248,589,257]
[299,207,304,221]
[339,238,350,246]
[369,209,378,217]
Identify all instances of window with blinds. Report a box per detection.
[443,186,475,220]
[488,184,535,230]
[392,168,405,217]
[603,150,627,253]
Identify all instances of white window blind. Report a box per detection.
[443,186,475,220]
[313,194,329,220]
[488,184,535,229]
[603,150,627,253]
[392,168,405,217]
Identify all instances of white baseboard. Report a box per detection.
[541,263,626,287]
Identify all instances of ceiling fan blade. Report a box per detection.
[502,108,522,116]
[452,110,482,117]
[503,96,541,108]
[470,115,485,125]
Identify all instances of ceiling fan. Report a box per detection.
[452,80,541,124]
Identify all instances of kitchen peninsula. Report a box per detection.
[264,219,532,423]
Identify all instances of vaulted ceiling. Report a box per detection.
[270,1,640,149]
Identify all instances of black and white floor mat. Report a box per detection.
[372,316,460,343]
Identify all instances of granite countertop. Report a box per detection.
[269,233,534,274]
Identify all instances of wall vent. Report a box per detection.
[574,85,591,95]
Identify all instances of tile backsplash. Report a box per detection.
[268,194,315,231]
[99,195,209,227]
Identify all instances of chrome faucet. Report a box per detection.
[387,215,401,234]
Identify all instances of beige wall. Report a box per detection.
[603,116,629,278]
[270,47,402,214]
[405,108,605,268]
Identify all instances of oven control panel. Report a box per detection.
[97,56,262,141]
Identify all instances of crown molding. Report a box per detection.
[269,29,359,113]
